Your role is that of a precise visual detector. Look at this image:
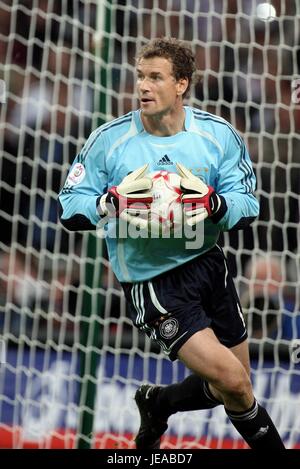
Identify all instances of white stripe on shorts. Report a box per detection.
[131,284,145,325]
[148,281,169,315]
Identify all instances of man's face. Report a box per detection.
[136,57,183,117]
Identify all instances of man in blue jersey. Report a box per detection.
[58,38,284,449]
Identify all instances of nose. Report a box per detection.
[138,77,151,92]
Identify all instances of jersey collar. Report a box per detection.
[133,106,192,134]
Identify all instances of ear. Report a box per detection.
[176,77,189,96]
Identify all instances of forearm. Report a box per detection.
[58,193,101,231]
[58,164,153,232]
[216,192,259,231]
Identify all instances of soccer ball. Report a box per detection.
[148,170,183,235]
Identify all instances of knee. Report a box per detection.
[216,369,252,401]
[227,373,252,400]
[231,373,252,398]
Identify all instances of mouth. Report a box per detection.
[140,98,154,104]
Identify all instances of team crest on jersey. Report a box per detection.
[159,318,179,339]
[67,163,86,186]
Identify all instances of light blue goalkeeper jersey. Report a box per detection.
[58,107,259,282]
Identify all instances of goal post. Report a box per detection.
[76,0,112,450]
[0,0,299,449]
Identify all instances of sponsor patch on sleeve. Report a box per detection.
[67,163,86,186]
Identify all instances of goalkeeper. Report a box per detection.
[58,37,285,449]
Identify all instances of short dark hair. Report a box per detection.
[136,37,196,98]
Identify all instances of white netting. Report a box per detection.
[0,0,299,449]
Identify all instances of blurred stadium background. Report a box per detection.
[0,0,299,449]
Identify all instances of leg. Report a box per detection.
[130,249,284,448]
[178,328,284,449]
[207,337,251,403]
[134,328,252,449]
[230,339,251,376]
[177,328,253,411]
[152,334,252,418]
[133,328,227,450]
[136,328,284,450]
[134,328,284,449]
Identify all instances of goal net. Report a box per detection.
[0,0,299,449]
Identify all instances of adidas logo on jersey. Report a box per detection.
[157,155,173,165]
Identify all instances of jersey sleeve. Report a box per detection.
[58,129,108,230]
[214,127,259,231]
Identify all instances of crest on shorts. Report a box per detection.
[159,318,179,339]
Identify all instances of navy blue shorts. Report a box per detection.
[121,246,247,361]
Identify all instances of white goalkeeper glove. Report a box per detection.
[176,162,223,226]
[98,164,153,229]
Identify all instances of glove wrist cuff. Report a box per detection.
[211,194,227,224]
[97,193,109,216]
